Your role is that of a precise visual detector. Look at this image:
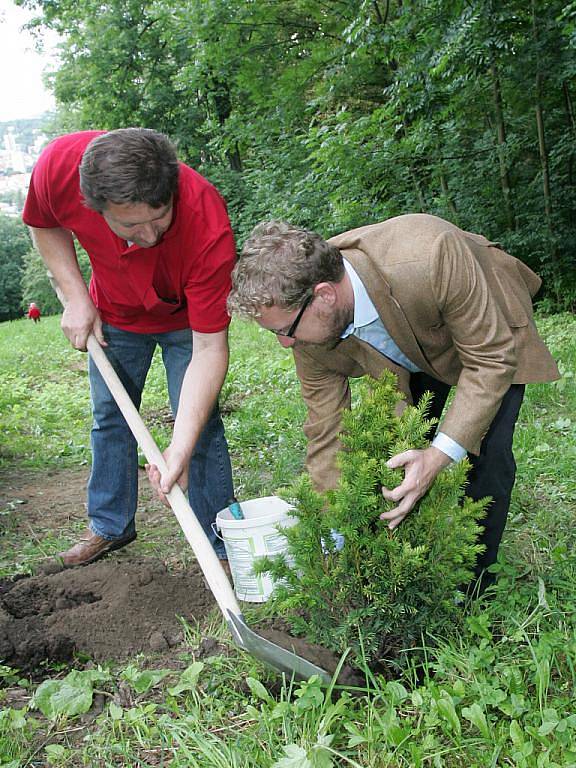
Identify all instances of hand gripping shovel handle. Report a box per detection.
[85,334,246,637]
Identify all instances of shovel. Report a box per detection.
[62,318,331,683]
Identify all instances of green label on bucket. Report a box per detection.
[222,536,265,598]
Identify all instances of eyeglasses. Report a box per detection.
[271,294,314,338]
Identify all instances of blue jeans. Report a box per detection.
[87,324,232,558]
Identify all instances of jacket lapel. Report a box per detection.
[342,248,439,377]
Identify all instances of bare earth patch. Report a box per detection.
[0,467,216,673]
[0,559,214,672]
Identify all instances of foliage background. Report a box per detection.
[5,0,574,319]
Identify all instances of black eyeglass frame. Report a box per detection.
[272,293,314,338]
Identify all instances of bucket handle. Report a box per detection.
[211,522,225,542]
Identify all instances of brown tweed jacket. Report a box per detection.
[293,214,559,491]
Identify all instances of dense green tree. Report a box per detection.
[0,215,31,321]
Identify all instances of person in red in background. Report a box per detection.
[23,128,236,569]
[27,302,41,322]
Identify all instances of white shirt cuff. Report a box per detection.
[432,432,467,463]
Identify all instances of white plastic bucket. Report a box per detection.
[216,496,297,603]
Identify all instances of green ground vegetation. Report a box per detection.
[0,312,575,767]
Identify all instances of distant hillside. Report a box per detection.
[0,117,49,150]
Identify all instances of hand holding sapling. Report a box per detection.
[381,446,453,529]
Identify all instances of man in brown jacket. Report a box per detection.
[228,214,559,592]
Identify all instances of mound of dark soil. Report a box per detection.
[0,559,214,673]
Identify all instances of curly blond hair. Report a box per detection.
[228,220,344,318]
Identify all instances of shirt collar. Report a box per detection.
[341,259,379,338]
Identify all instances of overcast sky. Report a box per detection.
[0,0,59,122]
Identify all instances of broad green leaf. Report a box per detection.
[246,676,273,702]
[45,744,68,764]
[311,740,335,768]
[2,708,27,730]
[347,732,367,747]
[462,703,489,738]
[538,720,558,736]
[294,677,324,711]
[33,671,95,719]
[386,680,409,704]
[168,661,204,696]
[129,669,170,694]
[272,743,313,768]
[108,702,123,721]
[510,719,525,747]
[466,614,493,640]
[437,692,461,735]
[411,690,424,707]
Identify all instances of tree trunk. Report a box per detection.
[534,93,553,227]
[532,0,553,231]
[489,55,516,230]
[563,80,576,137]
[532,0,561,300]
[211,78,243,172]
[439,169,458,218]
[411,170,427,211]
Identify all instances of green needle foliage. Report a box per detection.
[258,371,487,668]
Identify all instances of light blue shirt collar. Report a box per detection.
[341,260,379,338]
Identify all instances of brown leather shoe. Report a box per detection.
[58,529,136,567]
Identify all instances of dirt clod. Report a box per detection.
[148,630,169,652]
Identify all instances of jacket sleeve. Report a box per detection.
[293,345,352,492]
[430,230,517,453]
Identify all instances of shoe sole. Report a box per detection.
[61,532,137,568]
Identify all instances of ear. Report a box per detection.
[313,282,338,307]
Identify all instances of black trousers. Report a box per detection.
[409,373,525,591]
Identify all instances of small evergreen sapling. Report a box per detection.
[257,371,487,667]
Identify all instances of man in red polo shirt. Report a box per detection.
[23,128,236,567]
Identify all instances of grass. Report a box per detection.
[1,312,576,767]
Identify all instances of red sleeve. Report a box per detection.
[182,185,237,333]
[184,226,236,332]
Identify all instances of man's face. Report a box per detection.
[101,199,173,248]
[257,293,352,349]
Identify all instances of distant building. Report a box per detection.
[0,126,47,173]
[0,122,48,214]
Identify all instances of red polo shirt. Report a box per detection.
[23,131,236,334]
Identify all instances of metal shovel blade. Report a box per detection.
[227,612,332,683]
